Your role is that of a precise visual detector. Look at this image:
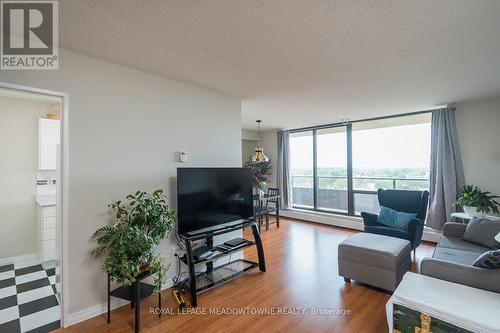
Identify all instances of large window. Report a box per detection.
[290,131,314,209]
[289,113,431,216]
[317,127,348,213]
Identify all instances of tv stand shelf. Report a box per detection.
[179,240,256,266]
[188,259,258,294]
[179,219,265,307]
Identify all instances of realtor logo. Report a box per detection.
[1,0,58,69]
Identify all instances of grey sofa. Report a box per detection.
[420,222,500,293]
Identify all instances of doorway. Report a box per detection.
[0,83,68,332]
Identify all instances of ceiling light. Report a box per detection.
[249,120,269,163]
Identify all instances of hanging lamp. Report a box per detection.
[249,120,269,163]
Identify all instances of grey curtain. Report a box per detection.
[277,130,292,209]
[426,107,465,230]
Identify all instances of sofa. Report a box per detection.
[420,222,500,293]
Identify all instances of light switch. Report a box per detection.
[177,151,187,163]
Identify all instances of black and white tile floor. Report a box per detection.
[0,262,60,333]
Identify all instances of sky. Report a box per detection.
[290,123,431,170]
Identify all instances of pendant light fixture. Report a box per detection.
[249,120,270,163]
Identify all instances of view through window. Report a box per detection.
[289,113,431,217]
[317,127,348,213]
[290,131,314,208]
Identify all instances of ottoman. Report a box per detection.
[338,233,411,292]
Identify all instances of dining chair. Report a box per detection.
[255,187,280,231]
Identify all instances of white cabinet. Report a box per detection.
[39,118,60,170]
[39,205,57,263]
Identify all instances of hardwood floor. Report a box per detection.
[56,218,435,333]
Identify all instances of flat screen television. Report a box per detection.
[177,167,253,235]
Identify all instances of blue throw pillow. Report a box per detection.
[377,206,418,231]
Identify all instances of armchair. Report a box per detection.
[361,189,430,253]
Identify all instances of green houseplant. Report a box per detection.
[454,185,500,218]
[91,189,175,294]
[243,160,272,196]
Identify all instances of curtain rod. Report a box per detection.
[287,106,449,133]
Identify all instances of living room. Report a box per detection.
[0,1,499,333]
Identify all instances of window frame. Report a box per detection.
[289,111,431,217]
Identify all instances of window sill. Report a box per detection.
[280,208,364,231]
[280,208,441,243]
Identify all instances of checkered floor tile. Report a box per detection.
[0,262,60,333]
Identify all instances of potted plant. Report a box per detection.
[454,185,500,218]
[91,189,175,294]
[243,160,272,197]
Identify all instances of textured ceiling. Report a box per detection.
[59,1,500,130]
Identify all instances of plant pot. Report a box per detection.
[254,186,265,198]
[463,206,486,218]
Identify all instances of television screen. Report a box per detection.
[177,167,254,235]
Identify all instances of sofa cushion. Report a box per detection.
[463,218,500,249]
[438,236,489,254]
[472,249,500,269]
[432,246,482,266]
[338,233,411,270]
[377,206,418,231]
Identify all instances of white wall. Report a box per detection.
[456,97,500,196]
[0,50,242,319]
[261,130,278,186]
[242,139,256,163]
[0,96,49,258]
[241,129,258,141]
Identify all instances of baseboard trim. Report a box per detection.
[0,253,39,266]
[280,209,364,231]
[65,281,175,328]
[281,209,441,243]
[65,298,129,327]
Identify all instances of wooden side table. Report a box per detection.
[107,270,161,333]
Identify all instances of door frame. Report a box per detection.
[0,81,70,327]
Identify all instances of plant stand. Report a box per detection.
[107,270,161,333]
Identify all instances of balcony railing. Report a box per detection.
[291,175,429,215]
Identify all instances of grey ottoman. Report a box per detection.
[338,233,411,291]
